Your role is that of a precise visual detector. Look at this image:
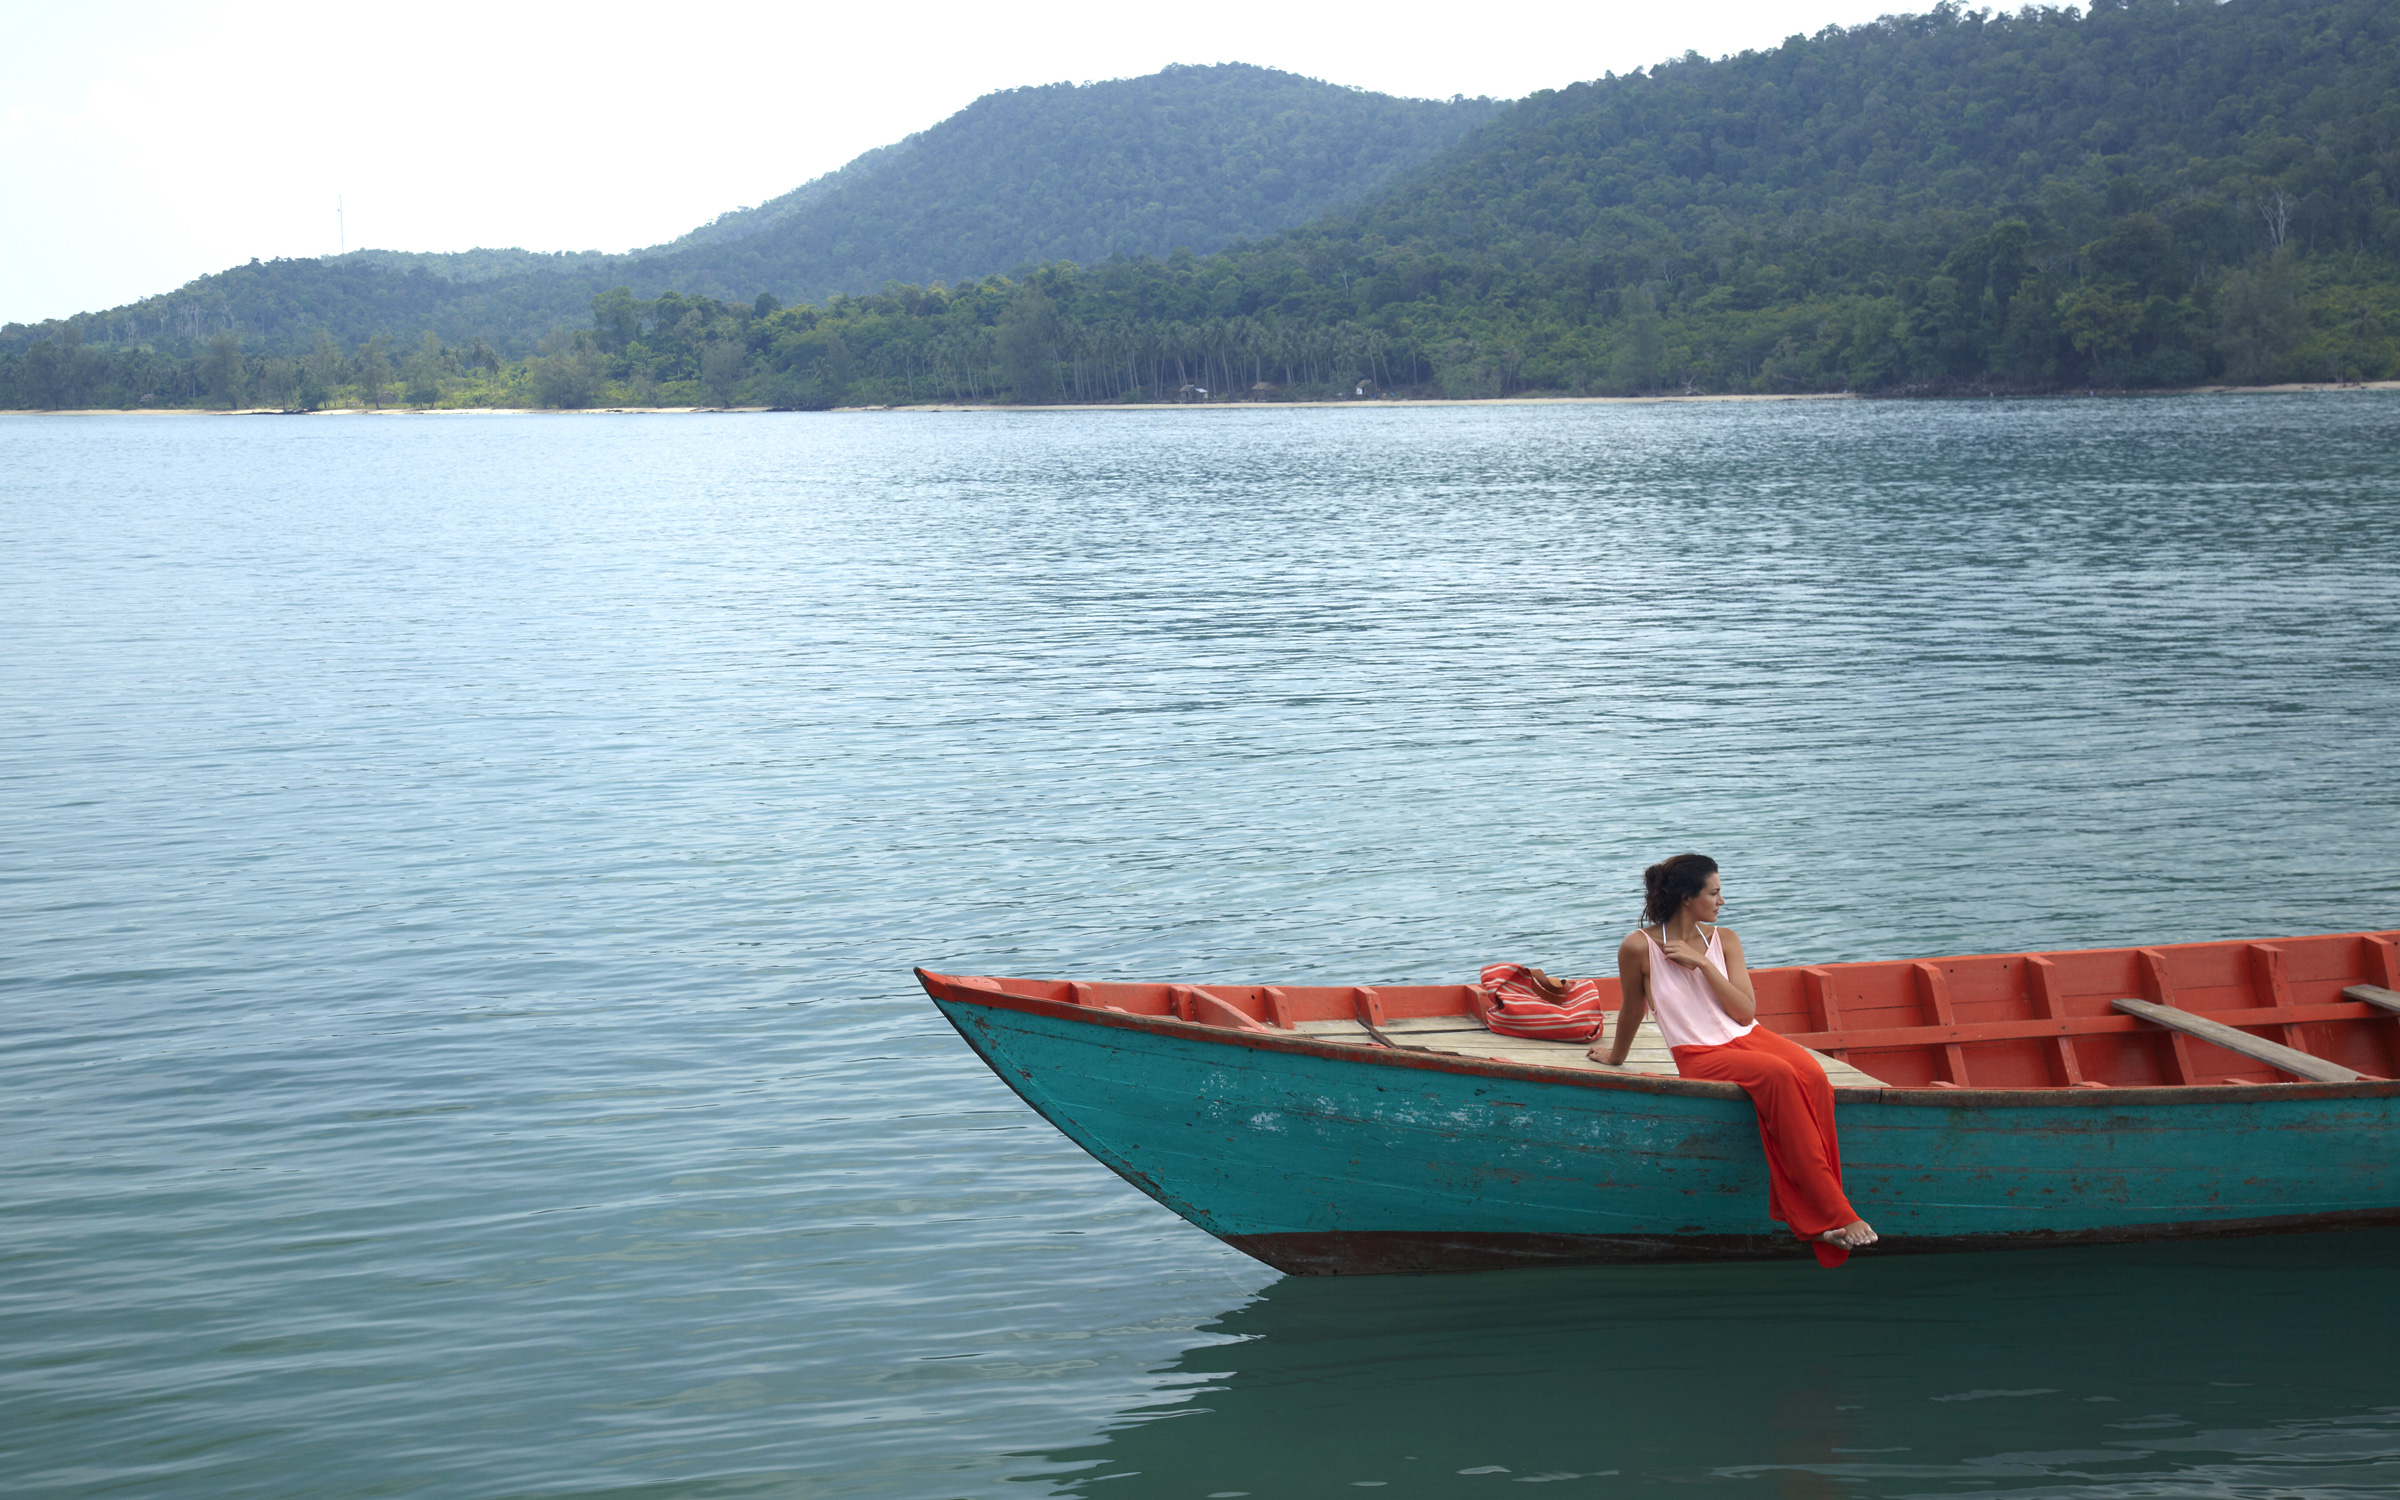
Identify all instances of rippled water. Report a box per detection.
[3,398,2396,1499]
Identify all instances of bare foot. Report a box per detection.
[1818,1220,1878,1249]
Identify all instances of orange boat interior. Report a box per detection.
[952,930,2400,1089]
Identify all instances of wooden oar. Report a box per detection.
[2111,997,2367,1083]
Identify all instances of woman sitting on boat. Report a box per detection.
[1589,853,1879,1266]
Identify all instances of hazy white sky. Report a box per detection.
[2,0,1906,325]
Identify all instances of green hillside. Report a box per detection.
[710,0,2400,405]
[1268,0,2400,392]
[8,0,2398,409]
[0,64,1497,386]
[641,64,1505,305]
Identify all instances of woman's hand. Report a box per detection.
[1659,933,1713,971]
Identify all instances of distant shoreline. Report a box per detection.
[861,381,2400,412]
[6,380,2395,416]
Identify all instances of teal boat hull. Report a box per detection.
[932,990,2400,1274]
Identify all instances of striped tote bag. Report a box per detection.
[1479,962,1608,1042]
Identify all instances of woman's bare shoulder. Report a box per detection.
[1714,925,1746,949]
[1617,927,1651,957]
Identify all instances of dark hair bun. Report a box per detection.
[1643,853,1719,925]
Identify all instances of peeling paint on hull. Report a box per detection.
[930,989,2400,1275]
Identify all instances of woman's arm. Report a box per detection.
[1660,925,1756,1025]
[1590,932,1649,1064]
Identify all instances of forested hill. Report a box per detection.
[9,0,2399,409]
[1288,0,2399,326]
[642,64,1506,304]
[2,65,1499,360]
[1145,0,2400,394]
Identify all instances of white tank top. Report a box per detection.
[1640,925,1756,1049]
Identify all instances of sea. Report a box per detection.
[4,395,2397,1499]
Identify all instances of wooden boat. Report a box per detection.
[916,930,2400,1274]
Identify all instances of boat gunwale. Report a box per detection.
[917,968,2400,1109]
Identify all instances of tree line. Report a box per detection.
[4,230,2386,413]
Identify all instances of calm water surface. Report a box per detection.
[3,398,2397,1498]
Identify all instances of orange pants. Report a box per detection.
[1673,1027,1859,1263]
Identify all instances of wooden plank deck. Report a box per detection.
[1295,1016,1886,1087]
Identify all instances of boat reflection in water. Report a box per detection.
[1024,1229,2400,1499]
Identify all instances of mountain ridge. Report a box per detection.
[4,63,1500,354]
